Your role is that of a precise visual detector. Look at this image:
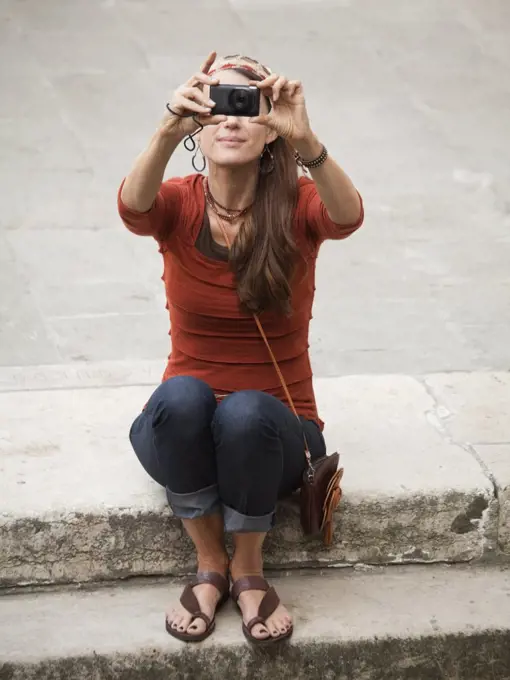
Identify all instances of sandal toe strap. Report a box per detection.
[245,616,267,634]
[187,610,212,628]
[180,571,229,617]
[180,583,200,616]
[231,577,281,630]
[258,586,280,621]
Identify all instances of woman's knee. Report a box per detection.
[147,376,216,429]
[212,390,281,444]
[213,392,284,519]
[145,377,217,483]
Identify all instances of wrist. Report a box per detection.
[156,116,186,144]
[150,125,183,158]
[293,132,322,161]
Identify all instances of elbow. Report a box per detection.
[118,181,155,236]
[120,189,154,215]
[327,191,364,229]
[119,177,156,214]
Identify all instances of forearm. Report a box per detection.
[121,122,184,213]
[294,133,361,224]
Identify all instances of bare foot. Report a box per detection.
[237,588,292,640]
[166,564,228,637]
[231,562,292,640]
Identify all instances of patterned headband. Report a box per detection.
[208,54,272,80]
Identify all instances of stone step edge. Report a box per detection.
[0,486,501,588]
[1,566,509,680]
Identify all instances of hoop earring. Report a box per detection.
[192,144,206,173]
[260,143,274,175]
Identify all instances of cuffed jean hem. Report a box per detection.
[166,483,222,520]
[223,504,275,533]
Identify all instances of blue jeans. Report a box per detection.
[129,376,326,533]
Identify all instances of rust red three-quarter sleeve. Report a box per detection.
[301,177,364,243]
[117,178,184,242]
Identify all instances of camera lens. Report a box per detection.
[229,88,251,113]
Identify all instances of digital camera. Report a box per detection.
[209,84,260,117]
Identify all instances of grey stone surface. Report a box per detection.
[1,565,510,679]
[0,235,62,366]
[475,445,510,555]
[425,372,510,444]
[421,373,510,554]
[0,370,499,586]
[0,360,163,392]
[0,0,509,375]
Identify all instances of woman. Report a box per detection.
[118,52,363,645]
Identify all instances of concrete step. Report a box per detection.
[1,564,509,680]
[1,363,509,587]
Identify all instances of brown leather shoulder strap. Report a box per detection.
[213,211,313,469]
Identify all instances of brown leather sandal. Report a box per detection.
[231,576,293,645]
[165,571,230,642]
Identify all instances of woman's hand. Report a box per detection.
[160,51,227,139]
[248,74,314,146]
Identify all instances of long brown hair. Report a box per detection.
[228,70,300,316]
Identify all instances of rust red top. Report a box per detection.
[118,174,363,427]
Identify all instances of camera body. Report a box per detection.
[209,84,260,117]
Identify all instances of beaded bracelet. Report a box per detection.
[294,144,328,170]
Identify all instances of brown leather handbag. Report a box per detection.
[252,315,344,546]
[214,210,344,546]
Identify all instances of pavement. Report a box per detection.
[0,0,509,375]
[1,565,510,679]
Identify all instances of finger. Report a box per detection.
[181,86,215,108]
[174,93,211,115]
[272,75,287,102]
[250,73,279,89]
[248,77,277,94]
[249,114,272,127]
[188,71,220,88]
[200,51,217,74]
[258,87,274,101]
[287,80,301,97]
